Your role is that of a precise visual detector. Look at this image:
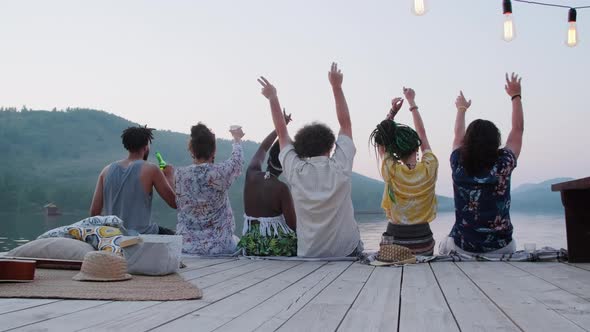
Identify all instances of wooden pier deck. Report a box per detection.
[1,258,589,331]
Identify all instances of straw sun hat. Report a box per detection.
[73,251,132,282]
[370,244,416,266]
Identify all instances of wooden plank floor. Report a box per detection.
[1,258,589,332]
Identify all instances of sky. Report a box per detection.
[1,0,588,196]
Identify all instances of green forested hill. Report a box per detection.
[0,108,392,224]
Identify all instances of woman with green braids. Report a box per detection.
[370,87,438,256]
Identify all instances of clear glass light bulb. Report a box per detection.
[412,0,427,16]
[567,22,578,47]
[503,13,515,42]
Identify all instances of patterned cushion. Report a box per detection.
[66,226,124,256]
[37,215,125,239]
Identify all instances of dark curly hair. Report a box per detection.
[189,123,216,160]
[121,125,154,152]
[293,123,335,158]
[369,120,421,161]
[460,119,501,175]
[267,141,282,176]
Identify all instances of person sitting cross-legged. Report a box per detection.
[239,110,297,256]
[257,62,363,258]
[173,123,245,255]
[89,126,177,235]
[439,73,524,255]
[370,87,439,256]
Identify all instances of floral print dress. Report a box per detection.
[174,143,244,255]
[450,148,517,252]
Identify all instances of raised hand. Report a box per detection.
[402,87,416,105]
[257,76,278,100]
[162,164,174,176]
[455,91,472,111]
[229,127,245,142]
[387,97,404,120]
[505,72,522,97]
[283,108,293,125]
[328,62,343,88]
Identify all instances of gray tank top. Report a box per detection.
[103,160,157,234]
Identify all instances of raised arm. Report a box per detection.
[329,62,352,139]
[387,97,404,121]
[453,91,472,151]
[217,128,246,188]
[258,77,292,149]
[247,111,292,173]
[152,164,177,209]
[504,72,524,158]
[403,87,431,152]
[379,97,404,159]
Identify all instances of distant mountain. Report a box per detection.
[511,178,571,214]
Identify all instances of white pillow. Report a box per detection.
[7,238,95,261]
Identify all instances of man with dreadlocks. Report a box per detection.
[370,87,438,256]
[90,126,177,235]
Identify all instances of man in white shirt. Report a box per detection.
[257,63,363,257]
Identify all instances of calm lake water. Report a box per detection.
[0,212,567,254]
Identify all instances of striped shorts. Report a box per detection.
[381,223,435,256]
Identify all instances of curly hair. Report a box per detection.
[189,123,216,160]
[293,123,335,158]
[369,120,421,161]
[460,119,501,175]
[121,126,154,152]
[267,140,282,176]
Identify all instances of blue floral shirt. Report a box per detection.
[450,148,517,253]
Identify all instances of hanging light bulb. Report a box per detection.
[502,0,515,42]
[412,0,428,16]
[503,0,515,42]
[566,8,579,47]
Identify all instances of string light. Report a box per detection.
[567,8,579,47]
[409,0,590,47]
[503,0,516,42]
[412,0,428,16]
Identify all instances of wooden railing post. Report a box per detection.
[551,177,590,263]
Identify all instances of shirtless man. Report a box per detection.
[239,111,297,256]
[89,126,177,234]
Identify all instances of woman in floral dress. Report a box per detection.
[174,123,245,255]
[440,73,524,255]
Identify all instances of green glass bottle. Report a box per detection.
[155,152,167,170]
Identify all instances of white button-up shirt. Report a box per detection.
[279,134,362,257]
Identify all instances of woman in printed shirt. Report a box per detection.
[439,73,524,255]
[370,87,438,256]
[173,123,245,255]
